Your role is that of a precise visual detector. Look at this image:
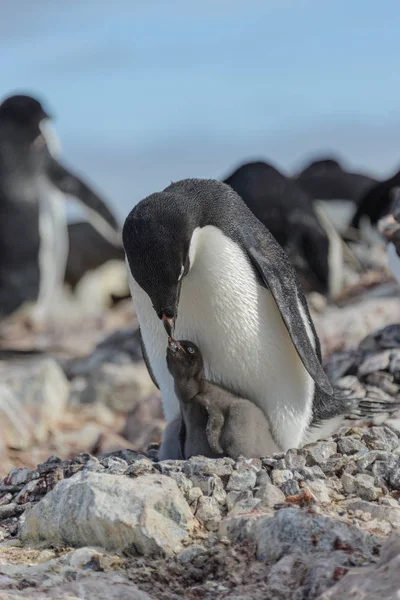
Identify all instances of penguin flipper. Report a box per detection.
[139,326,160,389]
[243,237,333,396]
[200,398,224,454]
[47,159,122,246]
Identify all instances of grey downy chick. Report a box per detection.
[166,338,274,460]
[167,340,400,459]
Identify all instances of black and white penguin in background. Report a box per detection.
[377,188,400,284]
[223,161,345,300]
[351,168,400,239]
[0,94,121,324]
[294,157,376,235]
[123,178,359,460]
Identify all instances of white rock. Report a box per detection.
[21,471,196,556]
[83,362,156,412]
[0,359,69,449]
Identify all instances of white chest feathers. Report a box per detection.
[127,225,316,452]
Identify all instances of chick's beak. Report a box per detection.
[167,337,185,353]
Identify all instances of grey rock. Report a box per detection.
[356,450,389,471]
[335,375,366,398]
[21,471,195,555]
[337,437,367,456]
[354,473,381,501]
[191,474,224,497]
[226,490,253,512]
[255,481,285,507]
[389,460,400,490]
[125,458,156,477]
[362,426,399,451]
[306,480,332,504]
[195,496,221,531]
[218,513,266,543]
[226,469,257,492]
[80,362,155,413]
[0,358,69,450]
[227,496,261,517]
[365,371,399,396]
[84,458,105,473]
[372,458,397,486]
[186,486,203,508]
[273,458,287,469]
[255,469,271,489]
[271,469,293,487]
[100,456,128,474]
[347,500,400,529]
[0,574,152,599]
[4,467,38,487]
[389,349,400,381]
[285,449,307,471]
[182,457,234,478]
[305,441,337,465]
[0,503,25,519]
[359,324,400,352]
[262,457,277,468]
[256,508,375,562]
[265,553,308,600]
[318,535,400,599]
[280,479,300,497]
[166,471,193,494]
[210,477,227,505]
[323,350,361,382]
[357,350,391,377]
[300,465,327,480]
[177,544,206,563]
[341,472,356,494]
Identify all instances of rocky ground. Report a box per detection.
[2,425,400,598]
[0,250,400,598]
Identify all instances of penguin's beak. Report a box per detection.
[161,314,174,337]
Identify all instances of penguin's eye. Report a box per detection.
[178,265,184,282]
[187,346,195,354]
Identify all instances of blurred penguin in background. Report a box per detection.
[0,93,122,326]
[377,188,400,284]
[223,160,345,300]
[352,168,400,243]
[295,157,377,234]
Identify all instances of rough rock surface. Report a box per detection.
[0,358,69,450]
[0,422,400,598]
[21,471,196,555]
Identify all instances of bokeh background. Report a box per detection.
[2,0,400,222]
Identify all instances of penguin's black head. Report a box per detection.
[123,194,193,336]
[0,95,51,130]
[166,339,204,386]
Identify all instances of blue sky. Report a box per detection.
[1,0,400,222]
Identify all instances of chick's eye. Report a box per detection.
[187,346,195,354]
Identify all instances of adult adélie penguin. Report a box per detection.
[123,178,349,459]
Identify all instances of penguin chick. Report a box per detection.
[166,338,274,460]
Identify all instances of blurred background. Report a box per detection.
[2,0,400,221]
